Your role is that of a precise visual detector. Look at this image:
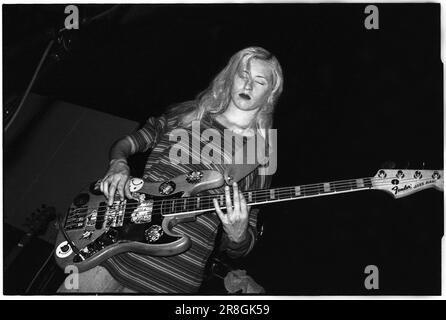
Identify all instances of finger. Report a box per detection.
[100,176,107,194]
[213,198,227,224]
[224,185,233,215]
[232,182,240,214]
[124,179,133,199]
[102,179,110,199]
[239,191,248,218]
[116,178,126,200]
[108,180,118,206]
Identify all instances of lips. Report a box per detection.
[239,93,251,100]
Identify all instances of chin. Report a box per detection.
[234,100,258,111]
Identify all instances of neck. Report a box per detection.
[217,102,258,130]
[158,176,375,218]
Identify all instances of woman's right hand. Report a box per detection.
[100,159,133,206]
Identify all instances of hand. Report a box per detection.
[213,182,250,243]
[100,159,132,206]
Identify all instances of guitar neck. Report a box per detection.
[162,176,374,217]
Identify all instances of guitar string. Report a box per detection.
[68,177,377,216]
[63,176,434,227]
[65,175,439,219]
[67,175,439,218]
[65,178,442,229]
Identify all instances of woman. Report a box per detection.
[60,46,284,293]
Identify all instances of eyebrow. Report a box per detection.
[241,68,269,81]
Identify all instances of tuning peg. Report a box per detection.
[377,170,387,178]
[396,170,405,179]
[414,171,423,179]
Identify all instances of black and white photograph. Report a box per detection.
[2,2,444,297]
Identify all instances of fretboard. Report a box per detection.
[160,177,374,217]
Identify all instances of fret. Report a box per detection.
[219,195,224,206]
[333,180,354,192]
[356,179,365,188]
[95,202,107,229]
[161,200,168,215]
[302,183,322,196]
[364,177,373,188]
[277,187,293,200]
[350,179,357,189]
[172,199,179,213]
[252,191,257,203]
[275,188,284,200]
[206,198,215,210]
[248,192,253,203]
[185,197,195,212]
[183,198,187,211]
[196,197,200,209]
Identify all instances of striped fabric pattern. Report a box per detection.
[102,109,271,293]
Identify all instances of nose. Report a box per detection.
[244,78,253,91]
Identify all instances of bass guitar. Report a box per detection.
[55,168,443,272]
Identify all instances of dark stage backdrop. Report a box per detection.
[3,4,443,294]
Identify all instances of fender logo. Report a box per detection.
[392,185,412,195]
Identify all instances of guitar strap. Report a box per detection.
[223,131,272,185]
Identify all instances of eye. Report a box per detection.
[256,81,266,86]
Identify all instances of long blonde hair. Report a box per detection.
[167,47,284,135]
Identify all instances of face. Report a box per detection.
[229,58,273,112]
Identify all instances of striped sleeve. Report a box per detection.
[126,115,172,153]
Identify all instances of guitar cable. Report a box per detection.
[57,213,85,260]
[25,214,85,294]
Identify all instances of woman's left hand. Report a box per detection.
[213,182,250,243]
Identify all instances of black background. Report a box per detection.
[3,4,443,294]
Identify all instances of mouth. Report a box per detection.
[239,93,251,100]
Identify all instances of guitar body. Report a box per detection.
[54,170,224,273]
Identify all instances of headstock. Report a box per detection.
[372,169,443,199]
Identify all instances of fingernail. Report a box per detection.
[225,186,229,191]
[233,182,237,187]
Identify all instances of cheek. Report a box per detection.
[233,78,244,90]
[254,86,270,101]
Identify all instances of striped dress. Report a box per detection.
[101,106,271,293]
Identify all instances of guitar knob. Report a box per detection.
[61,244,71,253]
